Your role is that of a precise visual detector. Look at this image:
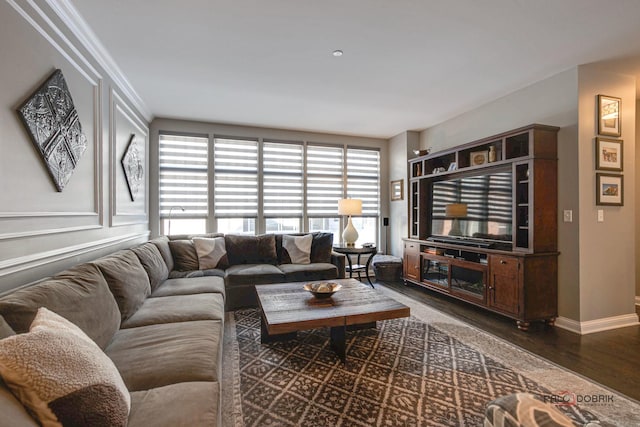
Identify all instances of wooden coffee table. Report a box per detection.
[255,278,410,362]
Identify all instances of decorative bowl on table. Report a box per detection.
[303,282,342,299]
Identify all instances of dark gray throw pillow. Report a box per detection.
[225,234,277,266]
[310,232,334,263]
[168,240,199,271]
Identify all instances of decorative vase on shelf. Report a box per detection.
[488,146,496,163]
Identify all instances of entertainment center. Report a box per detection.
[403,124,559,330]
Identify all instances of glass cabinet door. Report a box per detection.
[450,264,485,302]
[422,257,449,289]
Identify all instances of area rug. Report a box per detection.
[222,286,640,426]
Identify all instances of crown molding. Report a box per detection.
[44,0,152,122]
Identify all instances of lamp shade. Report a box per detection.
[445,203,468,218]
[338,199,362,216]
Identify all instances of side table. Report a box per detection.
[332,245,377,288]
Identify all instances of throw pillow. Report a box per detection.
[310,232,334,263]
[193,237,229,270]
[0,308,130,427]
[225,234,278,265]
[168,239,199,271]
[282,234,313,264]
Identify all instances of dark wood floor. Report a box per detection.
[379,280,640,402]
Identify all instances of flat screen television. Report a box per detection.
[429,167,513,246]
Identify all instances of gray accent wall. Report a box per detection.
[0,1,150,293]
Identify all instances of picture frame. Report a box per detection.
[470,150,488,166]
[390,179,404,201]
[597,95,621,137]
[596,173,623,206]
[595,137,623,171]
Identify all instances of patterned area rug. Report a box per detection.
[222,286,640,426]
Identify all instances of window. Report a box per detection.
[159,134,208,234]
[347,148,380,245]
[213,137,258,234]
[263,141,303,232]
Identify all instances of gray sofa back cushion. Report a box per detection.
[150,236,174,271]
[225,234,277,266]
[0,263,120,349]
[93,250,151,321]
[168,240,199,271]
[132,242,169,291]
[0,316,15,339]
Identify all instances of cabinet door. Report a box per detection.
[403,242,420,281]
[489,255,520,315]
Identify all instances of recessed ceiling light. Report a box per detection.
[332,50,343,57]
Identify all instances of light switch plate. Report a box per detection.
[597,209,604,222]
[563,210,572,222]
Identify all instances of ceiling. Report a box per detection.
[70,0,640,138]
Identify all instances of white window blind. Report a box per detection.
[306,145,344,215]
[159,134,208,218]
[263,141,303,216]
[213,137,258,217]
[347,148,380,216]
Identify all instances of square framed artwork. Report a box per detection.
[596,173,623,206]
[595,137,623,171]
[470,150,488,166]
[597,94,621,137]
[390,179,404,201]
[16,69,87,191]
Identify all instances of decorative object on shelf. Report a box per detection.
[488,146,497,162]
[338,198,362,247]
[121,134,144,201]
[448,162,457,171]
[470,150,488,166]
[596,173,623,206]
[597,94,621,137]
[412,148,431,157]
[390,179,404,201]
[432,167,446,174]
[415,163,422,176]
[595,137,623,171]
[303,282,342,299]
[445,203,468,236]
[16,69,87,192]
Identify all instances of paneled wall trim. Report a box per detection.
[0,0,150,289]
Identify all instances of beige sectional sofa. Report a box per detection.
[0,232,344,426]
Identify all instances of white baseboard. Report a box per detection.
[555,313,639,335]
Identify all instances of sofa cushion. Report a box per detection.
[105,320,222,391]
[131,242,169,291]
[151,276,226,298]
[193,237,229,269]
[0,378,38,427]
[224,264,285,287]
[121,294,224,328]
[168,239,199,271]
[310,232,334,263]
[129,382,219,427]
[278,263,339,282]
[0,308,130,427]
[282,234,313,264]
[225,234,277,265]
[0,316,15,339]
[150,236,174,271]
[93,250,151,321]
[0,263,120,349]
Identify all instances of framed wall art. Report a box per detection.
[596,173,623,206]
[390,179,404,201]
[597,94,621,137]
[16,69,88,191]
[470,150,488,166]
[595,137,623,171]
[121,134,144,201]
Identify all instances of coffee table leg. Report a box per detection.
[330,325,346,363]
[261,315,296,343]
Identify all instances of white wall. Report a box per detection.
[0,1,149,293]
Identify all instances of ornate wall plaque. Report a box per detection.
[121,134,144,201]
[17,69,88,191]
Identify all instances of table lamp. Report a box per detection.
[338,198,362,247]
[445,203,467,236]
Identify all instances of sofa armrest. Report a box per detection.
[331,252,346,279]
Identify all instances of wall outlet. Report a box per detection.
[563,210,573,223]
[597,209,604,222]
